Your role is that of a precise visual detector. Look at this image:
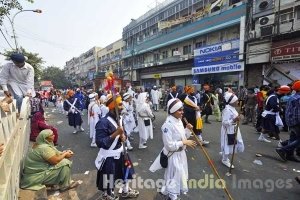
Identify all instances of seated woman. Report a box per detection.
[21,129,79,192]
[30,112,58,145]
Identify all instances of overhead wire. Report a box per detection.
[0,29,14,49]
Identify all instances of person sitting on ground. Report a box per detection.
[30,112,59,145]
[21,129,79,192]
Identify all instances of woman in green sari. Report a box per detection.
[21,129,79,192]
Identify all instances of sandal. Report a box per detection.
[59,181,80,192]
[121,188,139,198]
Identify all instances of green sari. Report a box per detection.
[21,129,72,190]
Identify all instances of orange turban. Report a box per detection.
[67,90,74,97]
[184,85,194,94]
[292,80,300,91]
[106,95,122,110]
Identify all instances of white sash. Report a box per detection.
[66,98,79,114]
[94,116,124,170]
[170,93,178,99]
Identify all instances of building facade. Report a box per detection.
[122,0,247,91]
[64,46,101,88]
[246,0,300,87]
[94,39,124,90]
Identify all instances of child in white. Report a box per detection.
[122,93,136,150]
[137,92,154,149]
[88,93,101,147]
[221,92,245,168]
[149,98,196,200]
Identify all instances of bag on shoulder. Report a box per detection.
[144,119,151,126]
[160,151,168,168]
[227,134,237,145]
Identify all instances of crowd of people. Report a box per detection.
[1,53,299,199]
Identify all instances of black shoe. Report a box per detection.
[275,148,287,161]
[286,155,300,162]
[242,122,248,125]
[295,176,300,185]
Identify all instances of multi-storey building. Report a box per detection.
[122,0,247,91]
[94,39,124,90]
[246,0,300,86]
[64,46,101,88]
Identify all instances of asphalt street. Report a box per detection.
[44,106,300,200]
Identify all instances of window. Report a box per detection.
[183,45,191,55]
[172,48,179,56]
[195,41,206,48]
[297,8,300,20]
[280,12,294,24]
[162,51,168,59]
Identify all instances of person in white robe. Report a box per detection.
[88,93,101,147]
[151,86,160,111]
[122,93,136,150]
[221,92,245,168]
[137,92,154,149]
[149,98,196,200]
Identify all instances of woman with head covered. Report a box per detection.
[150,98,196,200]
[221,92,245,168]
[21,129,79,192]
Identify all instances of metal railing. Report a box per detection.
[0,97,31,200]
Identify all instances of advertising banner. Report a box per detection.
[194,49,239,67]
[192,62,244,75]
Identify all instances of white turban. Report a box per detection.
[123,93,131,101]
[167,98,183,114]
[224,92,238,105]
[89,93,96,99]
[100,95,107,104]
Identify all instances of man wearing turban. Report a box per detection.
[182,85,209,145]
[63,90,84,134]
[0,53,35,113]
[276,81,300,162]
[200,84,214,124]
[95,94,139,199]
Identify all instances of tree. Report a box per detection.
[0,0,34,25]
[40,66,72,89]
[4,47,44,81]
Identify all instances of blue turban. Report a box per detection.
[10,53,25,63]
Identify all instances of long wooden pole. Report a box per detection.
[183,118,234,200]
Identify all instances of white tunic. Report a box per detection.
[88,101,101,139]
[137,102,154,141]
[150,115,191,195]
[221,105,244,155]
[151,89,160,104]
[122,101,136,135]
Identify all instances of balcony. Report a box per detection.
[123,3,246,58]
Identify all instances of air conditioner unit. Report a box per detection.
[258,14,275,27]
[253,0,274,18]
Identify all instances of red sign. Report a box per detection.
[271,41,300,60]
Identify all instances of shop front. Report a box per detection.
[138,60,193,91]
[192,39,245,91]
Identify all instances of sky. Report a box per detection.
[0,0,163,68]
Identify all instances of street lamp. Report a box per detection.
[7,9,42,52]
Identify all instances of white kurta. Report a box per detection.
[150,115,191,196]
[151,89,160,105]
[137,102,154,141]
[221,105,244,155]
[122,101,136,136]
[88,101,101,140]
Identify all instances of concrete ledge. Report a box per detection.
[19,188,47,200]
